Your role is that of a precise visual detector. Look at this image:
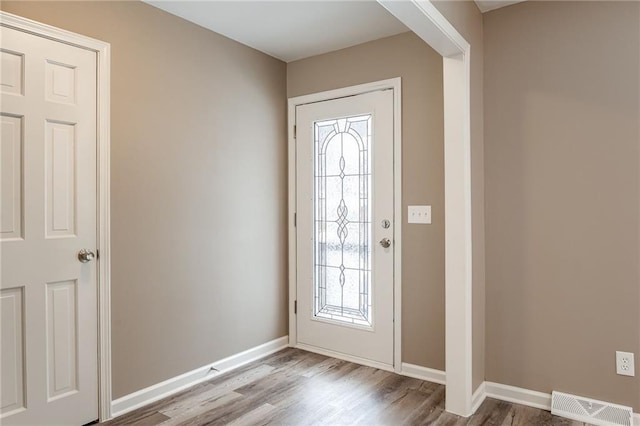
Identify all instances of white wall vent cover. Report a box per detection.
[551,391,633,426]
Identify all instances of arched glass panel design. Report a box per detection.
[314,115,372,326]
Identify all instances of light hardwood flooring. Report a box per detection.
[103,348,587,426]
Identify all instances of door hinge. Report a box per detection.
[294,213,297,227]
[294,300,297,314]
[293,125,297,139]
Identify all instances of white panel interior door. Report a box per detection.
[296,89,395,368]
[0,26,98,425]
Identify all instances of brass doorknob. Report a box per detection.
[78,249,95,263]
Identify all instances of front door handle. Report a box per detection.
[379,238,391,248]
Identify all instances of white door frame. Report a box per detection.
[288,78,403,372]
[0,11,113,422]
[376,0,474,417]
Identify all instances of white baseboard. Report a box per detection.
[400,362,446,385]
[484,381,551,411]
[480,382,640,423]
[472,382,486,413]
[110,336,289,419]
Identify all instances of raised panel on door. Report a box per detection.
[0,114,23,241]
[45,60,77,105]
[0,287,25,418]
[46,280,78,401]
[0,49,24,96]
[45,120,76,239]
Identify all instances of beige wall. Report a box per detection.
[484,1,640,410]
[432,0,486,392]
[288,32,447,370]
[1,1,288,398]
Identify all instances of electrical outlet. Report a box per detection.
[616,351,635,377]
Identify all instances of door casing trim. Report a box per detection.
[287,77,403,373]
[0,11,113,422]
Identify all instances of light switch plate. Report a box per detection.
[408,205,431,224]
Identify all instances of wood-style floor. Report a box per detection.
[103,348,586,426]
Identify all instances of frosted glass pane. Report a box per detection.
[313,114,372,326]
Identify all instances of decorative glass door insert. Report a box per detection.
[314,115,373,327]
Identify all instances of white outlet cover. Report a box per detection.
[408,205,431,224]
[616,351,635,377]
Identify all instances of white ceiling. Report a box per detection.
[474,0,526,13]
[145,1,527,63]
[145,1,409,63]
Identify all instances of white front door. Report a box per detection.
[1,26,98,425]
[296,89,395,368]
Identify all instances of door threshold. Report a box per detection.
[295,342,395,372]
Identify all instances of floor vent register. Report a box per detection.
[551,391,633,426]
